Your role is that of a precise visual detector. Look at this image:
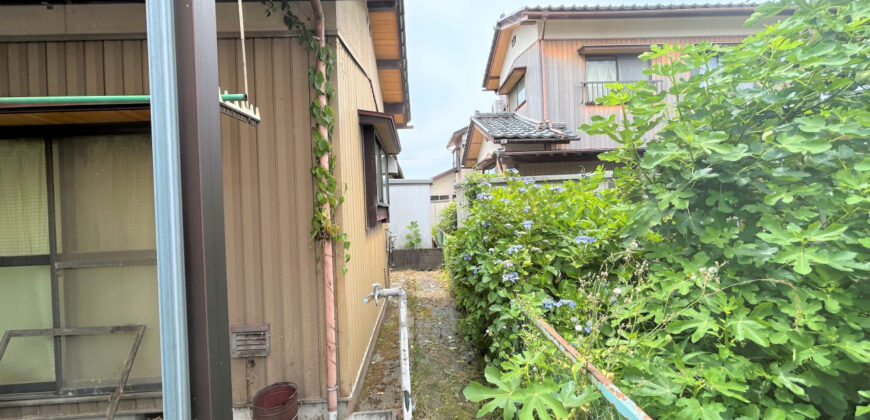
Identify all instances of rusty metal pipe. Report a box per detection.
[309,1,339,419]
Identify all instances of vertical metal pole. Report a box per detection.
[145,0,191,419]
[174,0,233,418]
[396,289,413,420]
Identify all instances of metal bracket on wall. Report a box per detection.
[0,325,146,420]
[218,88,261,126]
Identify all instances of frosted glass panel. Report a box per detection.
[59,265,160,387]
[0,140,48,256]
[0,266,54,385]
[55,135,156,254]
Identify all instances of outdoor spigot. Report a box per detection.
[363,283,382,306]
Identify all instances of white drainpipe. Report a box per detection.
[364,283,413,420]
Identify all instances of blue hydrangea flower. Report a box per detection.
[549,186,566,193]
[574,235,595,244]
[501,260,514,268]
[504,223,513,228]
[596,192,602,198]
[462,253,472,261]
[522,177,535,185]
[476,193,493,200]
[500,199,510,205]
[505,168,519,175]
[523,206,531,213]
[561,299,576,308]
[532,184,542,189]
[502,272,519,283]
[540,298,556,309]
[584,326,592,334]
[518,187,527,193]
[506,244,524,255]
[586,320,593,327]
[522,220,533,230]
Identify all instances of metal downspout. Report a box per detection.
[145,0,191,419]
[309,1,339,419]
[539,15,552,129]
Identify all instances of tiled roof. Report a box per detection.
[471,113,579,141]
[523,2,759,12]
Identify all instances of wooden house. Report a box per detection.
[0,0,409,418]
[462,3,764,175]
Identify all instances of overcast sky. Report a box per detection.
[396,0,757,179]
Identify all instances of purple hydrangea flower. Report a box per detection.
[540,298,556,309]
[502,272,519,283]
[462,253,472,261]
[476,193,493,200]
[584,326,592,334]
[522,177,535,185]
[522,220,533,230]
[506,244,524,255]
[562,299,576,308]
[473,266,481,274]
[574,235,596,244]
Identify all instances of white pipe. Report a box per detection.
[365,284,413,420]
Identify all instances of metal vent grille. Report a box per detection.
[231,324,270,358]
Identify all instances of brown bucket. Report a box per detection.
[253,382,298,420]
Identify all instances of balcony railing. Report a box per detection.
[582,80,662,105]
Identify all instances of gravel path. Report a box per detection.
[356,270,484,419]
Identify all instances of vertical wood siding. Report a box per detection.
[217,37,326,404]
[533,36,744,150]
[0,37,330,406]
[333,41,390,397]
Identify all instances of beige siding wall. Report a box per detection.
[332,41,390,396]
[217,37,328,404]
[0,40,149,97]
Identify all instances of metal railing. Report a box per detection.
[582,80,662,105]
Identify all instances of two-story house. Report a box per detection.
[460,3,763,175]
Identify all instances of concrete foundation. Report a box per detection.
[390,249,443,270]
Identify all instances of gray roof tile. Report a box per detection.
[471,112,579,141]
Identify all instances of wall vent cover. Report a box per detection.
[230,324,270,358]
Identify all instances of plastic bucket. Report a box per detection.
[252,382,298,420]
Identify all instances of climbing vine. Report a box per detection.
[263,1,350,270]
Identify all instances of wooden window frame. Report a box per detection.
[362,125,390,229]
[0,126,161,399]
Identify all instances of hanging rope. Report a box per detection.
[237,0,250,99]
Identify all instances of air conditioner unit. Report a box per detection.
[491,98,507,113]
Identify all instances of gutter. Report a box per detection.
[308,1,339,419]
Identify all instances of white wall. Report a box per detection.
[388,180,433,249]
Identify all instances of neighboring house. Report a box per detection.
[0,0,409,418]
[430,127,472,230]
[388,179,433,250]
[461,3,762,175]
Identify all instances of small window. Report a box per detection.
[509,77,526,110]
[584,54,650,104]
[362,125,390,228]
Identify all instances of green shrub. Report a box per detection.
[454,1,870,418]
[579,1,870,418]
[405,220,422,249]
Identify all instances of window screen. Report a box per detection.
[0,134,160,394]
